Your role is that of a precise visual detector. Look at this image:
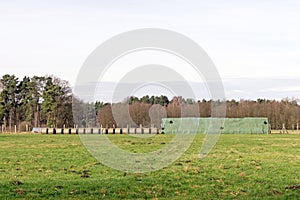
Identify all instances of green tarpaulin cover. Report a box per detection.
[161,118,269,134]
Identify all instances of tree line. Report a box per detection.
[0,74,73,131]
[1,74,299,131]
[97,97,300,130]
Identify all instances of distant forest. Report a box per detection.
[0,74,299,131]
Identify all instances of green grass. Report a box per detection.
[0,134,299,199]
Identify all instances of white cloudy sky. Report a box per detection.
[0,0,300,101]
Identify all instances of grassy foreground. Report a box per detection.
[0,134,299,199]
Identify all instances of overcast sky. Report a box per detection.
[1,0,300,101]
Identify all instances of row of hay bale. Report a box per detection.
[37,127,159,134]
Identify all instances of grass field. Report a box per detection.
[0,134,299,199]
